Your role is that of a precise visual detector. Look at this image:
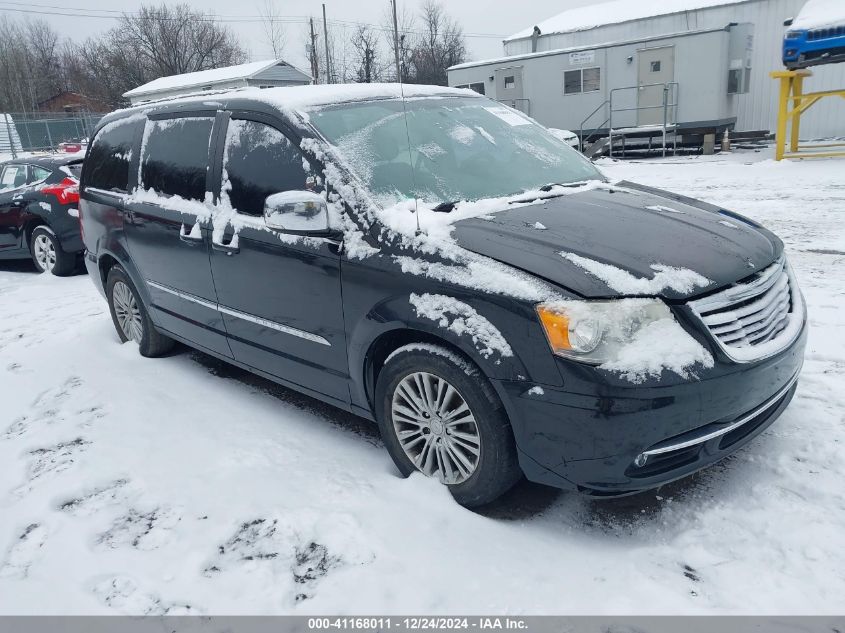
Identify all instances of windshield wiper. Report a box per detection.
[432,200,459,213]
[539,180,592,191]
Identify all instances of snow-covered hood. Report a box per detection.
[449,184,782,301]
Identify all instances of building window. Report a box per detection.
[504,75,515,89]
[583,67,601,92]
[650,61,661,72]
[563,67,601,95]
[468,82,486,95]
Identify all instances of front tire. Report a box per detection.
[106,265,175,357]
[30,226,75,276]
[375,344,522,507]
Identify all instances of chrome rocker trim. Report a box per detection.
[146,279,331,347]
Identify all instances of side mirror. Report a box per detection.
[783,17,794,26]
[263,190,334,236]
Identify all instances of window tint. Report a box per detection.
[86,118,142,192]
[222,119,316,217]
[0,165,27,190]
[31,166,52,183]
[140,117,214,201]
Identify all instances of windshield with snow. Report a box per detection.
[307,96,602,207]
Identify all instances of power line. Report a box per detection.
[0,2,508,39]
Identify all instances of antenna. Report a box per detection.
[392,0,421,235]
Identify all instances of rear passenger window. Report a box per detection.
[222,119,316,217]
[140,117,214,201]
[30,166,52,183]
[0,165,27,190]
[86,118,142,193]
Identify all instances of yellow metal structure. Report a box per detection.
[771,69,845,160]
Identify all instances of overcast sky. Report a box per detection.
[0,0,595,70]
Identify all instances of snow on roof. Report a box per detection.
[792,0,845,30]
[124,59,311,98]
[451,27,721,71]
[506,0,750,41]
[119,83,479,113]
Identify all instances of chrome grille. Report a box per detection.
[689,257,802,362]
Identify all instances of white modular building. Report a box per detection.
[449,0,845,140]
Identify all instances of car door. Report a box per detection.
[208,113,349,404]
[0,163,28,251]
[122,113,232,358]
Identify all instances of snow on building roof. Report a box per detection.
[792,0,845,30]
[450,27,722,71]
[123,59,312,98]
[506,0,751,41]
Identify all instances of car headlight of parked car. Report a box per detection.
[536,299,674,364]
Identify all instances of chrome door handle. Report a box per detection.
[179,223,203,243]
[212,237,239,255]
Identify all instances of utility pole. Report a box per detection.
[322,4,332,84]
[391,0,401,82]
[309,17,320,84]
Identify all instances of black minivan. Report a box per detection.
[80,84,806,507]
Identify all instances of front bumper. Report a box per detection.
[783,33,845,68]
[494,319,807,496]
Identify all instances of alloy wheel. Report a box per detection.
[33,234,56,272]
[391,371,481,484]
[112,281,143,342]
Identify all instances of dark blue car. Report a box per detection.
[783,0,845,69]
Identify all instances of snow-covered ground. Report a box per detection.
[1,147,843,614]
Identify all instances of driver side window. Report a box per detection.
[221,119,318,217]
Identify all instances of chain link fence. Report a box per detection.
[1,111,107,158]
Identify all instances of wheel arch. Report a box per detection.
[23,216,51,249]
[364,328,473,413]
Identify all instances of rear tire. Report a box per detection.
[375,344,522,507]
[30,226,75,276]
[106,265,175,357]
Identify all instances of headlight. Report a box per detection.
[536,299,675,365]
[785,30,802,39]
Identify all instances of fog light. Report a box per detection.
[634,453,648,468]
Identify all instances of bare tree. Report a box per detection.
[257,0,286,59]
[0,17,70,112]
[351,24,382,83]
[118,4,247,77]
[66,3,248,106]
[381,4,416,82]
[410,1,466,85]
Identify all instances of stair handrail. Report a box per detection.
[579,99,610,153]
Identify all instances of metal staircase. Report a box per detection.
[579,82,679,158]
[1,114,21,158]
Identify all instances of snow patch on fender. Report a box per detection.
[561,252,711,295]
[410,293,513,359]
